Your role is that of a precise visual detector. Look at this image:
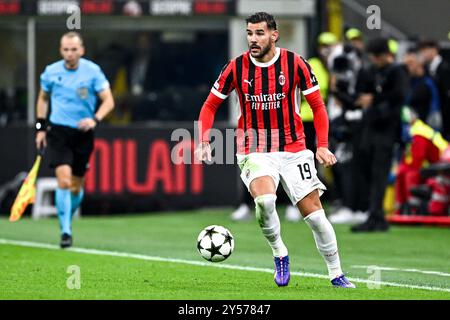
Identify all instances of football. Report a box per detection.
[197,225,234,262]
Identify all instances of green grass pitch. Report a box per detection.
[0,209,449,300]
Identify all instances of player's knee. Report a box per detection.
[303,209,329,232]
[255,194,277,225]
[56,165,72,189]
[255,194,277,212]
[57,178,71,189]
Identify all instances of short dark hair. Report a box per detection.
[406,45,419,55]
[61,31,84,45]
[246,12,277,30]
[366,37,390,56]
[417,39,439,50]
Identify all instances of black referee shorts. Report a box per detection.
[46,124,95,177]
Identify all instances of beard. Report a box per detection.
[64,58,79,69]
[249,43,271,59]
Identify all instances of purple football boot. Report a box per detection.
[273,256,290,287]
[331,274,356,288]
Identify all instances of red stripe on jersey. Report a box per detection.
[284,50,305,152]
[285,50,304,150]
[293,54,306,144]
[244,53,259,153]
[236,115,246,154]
[233,55,247,153]
[253,63,267,153]
[269,61,281,152]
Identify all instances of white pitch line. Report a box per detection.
[351,265,450,277]
[1,238,450,293]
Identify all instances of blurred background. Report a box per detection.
[0,0,449,226]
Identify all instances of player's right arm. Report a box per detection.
[297,55,337,167]
[36,66,53,150]
[35,89,49,150]
[195,61,235,162]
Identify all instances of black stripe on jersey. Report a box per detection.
[261,67,271,152]
[297,58,307,92]
[221,71,234,96]
[274,54,285,151]
[248,58,258,152]
[300,56,319,87]
[287,51,298,142]
[220,61,230,73]
[235,56,247,142]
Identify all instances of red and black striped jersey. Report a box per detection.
[211,47,320,154]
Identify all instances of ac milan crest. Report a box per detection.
[278,72,286,86]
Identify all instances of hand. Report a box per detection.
[194,142,212,162]
[35,131,47,150]
[355,94,373,109]
[77,118,97,132]
[316,147,337,168]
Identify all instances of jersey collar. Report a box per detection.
[249,47,280,67]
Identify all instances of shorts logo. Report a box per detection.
[245,169,250,179]
[278,72,286,86]
[77,87,88,99]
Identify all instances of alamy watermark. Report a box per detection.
[366,5,381,30]
[170,121,290,165]
[66,265,81,290]
[66,4,81,30]
[366,265,382,289]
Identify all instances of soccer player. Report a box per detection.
[195,12,355,288]
[35,32,114,248]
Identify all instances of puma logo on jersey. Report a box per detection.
[244,79,253,87]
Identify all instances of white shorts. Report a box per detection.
[236,150,326,205]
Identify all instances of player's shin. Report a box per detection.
[56,188,72,235]
[71,188,84,217]
[254,194,288,257]
[303,209,343,280]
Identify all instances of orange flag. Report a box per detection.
[9,155,42,222]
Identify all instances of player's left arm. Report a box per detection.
[78,88,115,132]
[78,66,115,132]
[305,90,336,167]
[95,88,115,122]
[298,55,336,167]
